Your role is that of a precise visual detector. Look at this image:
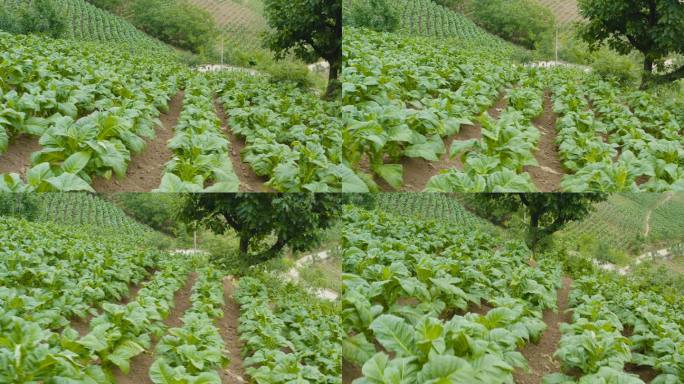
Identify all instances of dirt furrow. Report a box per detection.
[513,276,573,384]
[387,91,508,192]
[526,90,565,192]
[218,276,248,384]
[92,91,184,192]
[113,271,197,384]
[0,134,42,176]
[212,97,268,192]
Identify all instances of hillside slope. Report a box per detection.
[392,0,520,51]
[536,0,580,24]
[1,0,168,51]
[559,193,684,253]
[188,0,266,49]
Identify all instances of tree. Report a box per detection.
[470,193,607,249]
[178,194,344,264]
[577,0,684,88]
[262,0,341,99]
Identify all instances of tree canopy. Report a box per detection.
[262,0,342,99]
[178,194,344,264]
[578,0,684,87]
[470,193,607,248]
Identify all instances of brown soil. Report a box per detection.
[92,92,184,192]
[514,276,573,384]
[376,92,508,192]
[0,135,41,176]
[112,272,197,384]
[625,363,659,382]
[342,359,363,384]
[525,90,565,192]
[218,276,248,384]
[213,98,269,192]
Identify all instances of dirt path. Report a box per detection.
[213,98,268,192]
[0,135,42,176]
[113,271,197,384]
[513,276,573,384]
[644,192,674,237]
[378,92,508,191]
[526,90,565,192]
[92,91,184,192]
[218,276,247,384]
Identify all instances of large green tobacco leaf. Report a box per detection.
[107,340,145,374]
[46,173,95,192]
[370,315,417,357]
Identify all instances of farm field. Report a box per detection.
[0,192,342,383]
[0,0,169,50]
[188,0,267,50]
[342,194,684,384]
[342,1,684,193]
[0,0,349,192]
[536,0,581,24]
[560,193,684,255]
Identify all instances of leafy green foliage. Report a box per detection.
[343,0,400,32]
[0,215,165,381]
[235,273,342,383]
[262,0,342,97]
[578,0,684,86]
[0,31,183,191]
[548,268,684,383]
[179,194,344,265]
[471,0,556,52]
[150,267,229,384]
[0,0,66,38]
[218,72,363,192]
[342,206,562,383]
[129,0,218,54]
[157,75,238,192]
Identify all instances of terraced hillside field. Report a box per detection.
[536,0,581,24]
[391,0,520,52]
[188,0,267,49]
[1,0,168,51]
[560,193,684,253]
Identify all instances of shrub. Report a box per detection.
[343,0,399,32]
[472,0,555,52]
[0,194,40,221]
[0,0,65,38]
[591,48,640,86]
[129,0,217,54]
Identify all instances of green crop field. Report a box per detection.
[0,194,341,383]
[342,24,684,192]
[188,0,266,50]
[375,192,495,230]
[342,197,684,384]
[559,193,684,253]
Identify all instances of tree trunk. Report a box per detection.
[324,58,341,100]
[239,236,250,255]
[526,210,541,249]
[249,236,288,264]
[644,64,684,88]
[640,56,655,90]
